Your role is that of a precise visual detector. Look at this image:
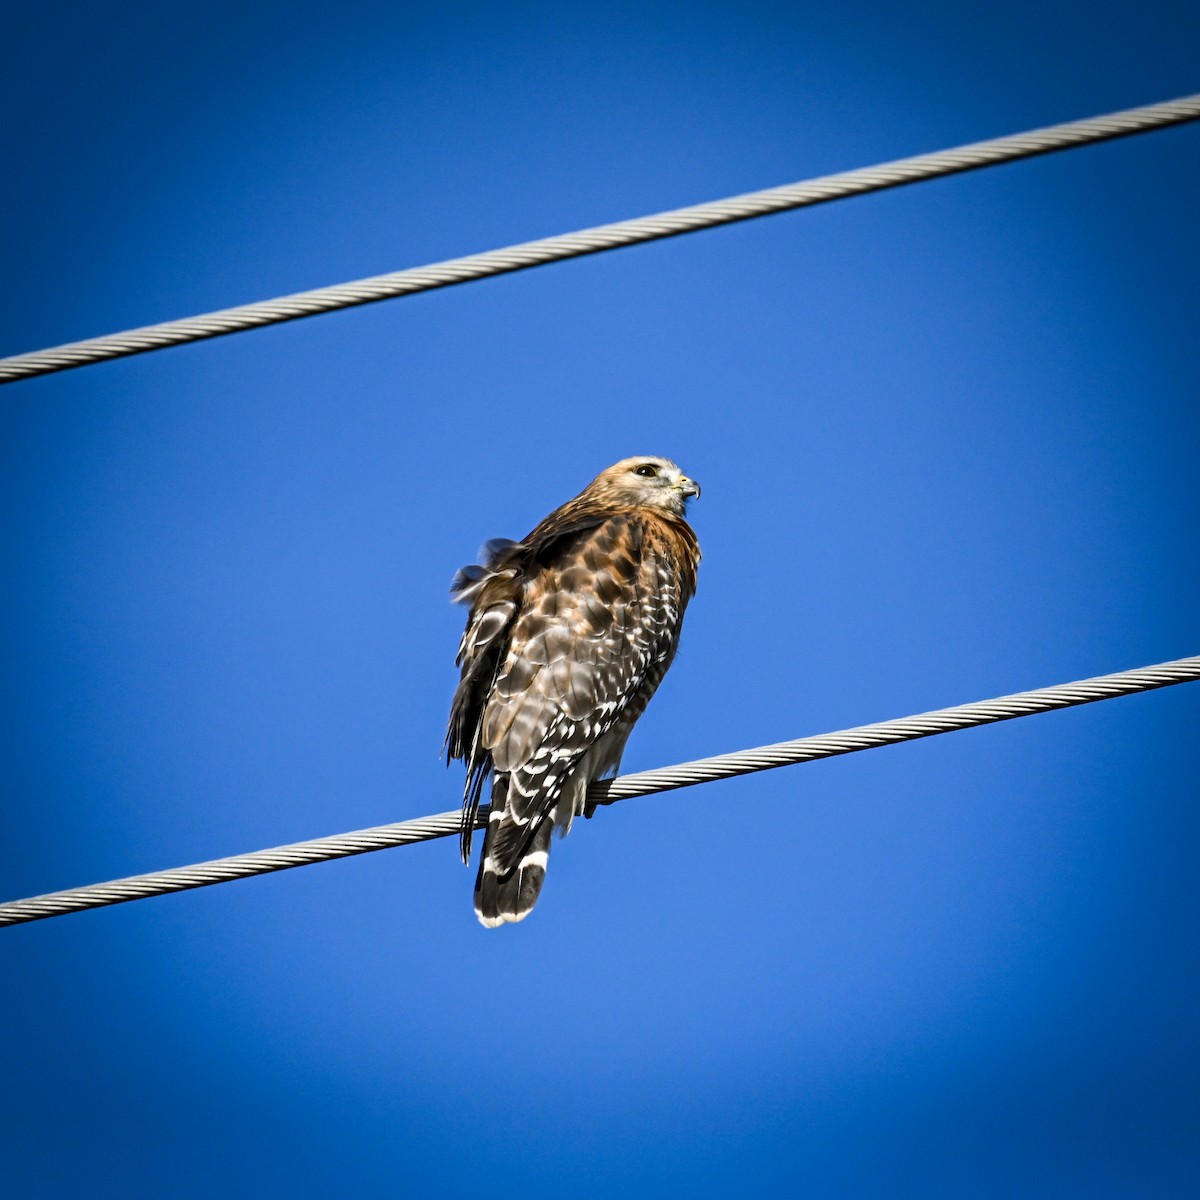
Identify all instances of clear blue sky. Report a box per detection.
[2,2,1198,1196]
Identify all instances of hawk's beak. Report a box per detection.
[677,476,701,500]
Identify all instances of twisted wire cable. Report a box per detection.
[2,655,1196,928]
[3,93,1199,385]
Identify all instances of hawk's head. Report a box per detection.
[585,456,701,515]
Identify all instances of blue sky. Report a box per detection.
[2,2,1198,1196]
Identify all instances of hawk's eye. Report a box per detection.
[634,464,658,477]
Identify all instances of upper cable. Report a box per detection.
[2,93,1198,385]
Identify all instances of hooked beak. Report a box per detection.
[677,475,701,500]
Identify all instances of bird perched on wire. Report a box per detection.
[446,456,701,927]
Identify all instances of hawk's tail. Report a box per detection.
[474,795,553,927]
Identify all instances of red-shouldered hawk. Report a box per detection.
[446,456,701,927]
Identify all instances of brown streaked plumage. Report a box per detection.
[446,456,701,927]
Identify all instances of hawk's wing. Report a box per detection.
[446,510,611,856]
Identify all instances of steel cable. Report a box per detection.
[2,655,1196,928]
[2,93,1198,384]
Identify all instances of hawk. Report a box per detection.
[446,456,701,927]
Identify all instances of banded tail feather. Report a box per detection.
[474,795,555,926]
